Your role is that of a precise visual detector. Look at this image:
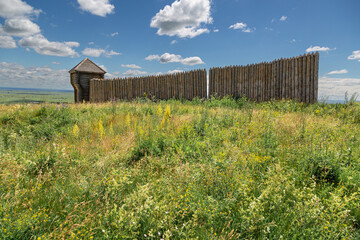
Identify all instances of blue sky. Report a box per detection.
[0,0,359,100]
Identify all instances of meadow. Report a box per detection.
[0,89,73,105]
[1,96,360,239]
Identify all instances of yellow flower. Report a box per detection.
[164,105,171,118]
[125,114,131,127]
[156,105,163,116]
[98,118,105,138]
[72,123,80,137]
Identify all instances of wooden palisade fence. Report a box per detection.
[89,69,207,103]
[209,52,319,103]
[83,52,319,103]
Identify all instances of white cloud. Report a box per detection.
[328,69,348,75]
[229,22,255,33]
[0,35,17,48]
[82,48,105,57]
[19,34,80,57]
[3,18,41,37]
[290,39,296,43]
[82,48,121,58]
[99,65,107,72]
[0,0,41,19]
[167,69,184,74]
[105,73,118,79]
[123,69,147,76]
[0,62,71,90]
[306,46,335,52]
[171,40,177,45]
[89,42,94,45]
[52,62,60,65]
[280,16,287,21]
[181,56,204,66]
[110,32,118,37]
[0,25,17,48]
[213,29,219,33]
[121,64,141,69]
[77,0,114,17]
[229,22,247,30]
[348,50,360,62]
[150,0,213,38]
[319,77,360,100]
[145,53,204,66]
[106,50,121,57]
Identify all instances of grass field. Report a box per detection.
[0,89,73,105]
[1,97,360,239]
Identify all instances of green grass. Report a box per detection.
[1,97,360,239]
[0,89,73,105]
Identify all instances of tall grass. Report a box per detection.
[1,99,360,239]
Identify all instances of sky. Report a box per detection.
[0,0,359,100]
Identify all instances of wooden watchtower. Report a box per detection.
[69,58,106,103]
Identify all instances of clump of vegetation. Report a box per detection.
[1,98,360,239]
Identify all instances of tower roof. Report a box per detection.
[69,58,106,74]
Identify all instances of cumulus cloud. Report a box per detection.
[171,40,177,45]
[3,18,41,37]
[123,69,147,76]
[348,50,360,62]
[146,53,204,66]
[280,16,287,21]
[0,62,70,90]
[78,0,114,17]
[319,77,360,100]
[82,48,121,58]
[181,57,204,66]
[121,64,141,69]
[306,46,335,52]
[213,29,219,33]
[167,69,184,74]
[110,32,118,37]
[0,0,41,19]
[328,69,348,75]
[229,22,255,33]
[98,65,107,72]
[0,0,82,59]
[19,34,80,57]
[0,35,17,48]
[150,0,213,38]
[0,25,17,48]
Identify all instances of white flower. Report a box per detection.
[102,229,105,233]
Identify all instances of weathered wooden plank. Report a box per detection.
[314,52,319,103]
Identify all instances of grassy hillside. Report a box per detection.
[1,98,360,239]
[0,89,73,105]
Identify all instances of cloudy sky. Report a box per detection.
[0,0,359,100]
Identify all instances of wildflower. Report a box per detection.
[72,123,80,137]
[144,234,147,237]
[125,114,131,127]
[156,105,163,116]
[98,118,105,138]
[164,105,171,119]
[102,229,105,233]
